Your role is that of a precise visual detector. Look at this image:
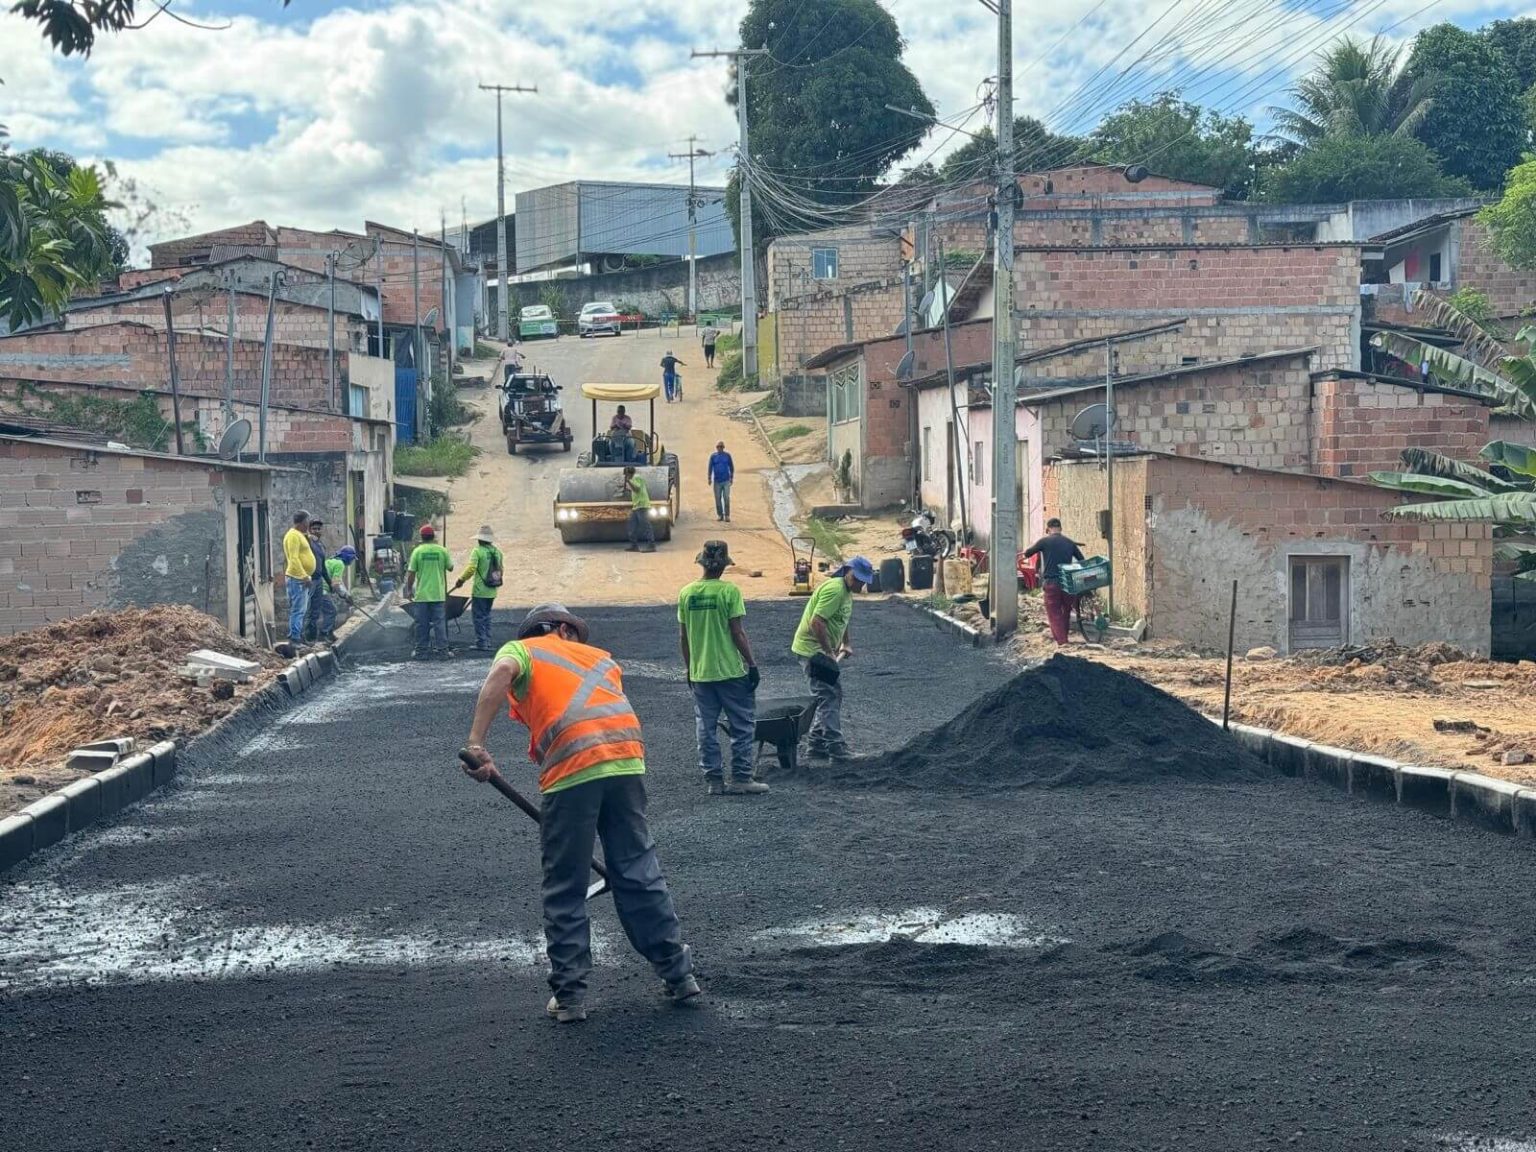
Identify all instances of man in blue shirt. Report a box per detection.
[707,440,735,522]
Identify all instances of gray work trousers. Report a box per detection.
[712,481,732,520]
[540,774,692,1004]
[692,676,755,781]
[798,656,846,751]
[627,508,655,547]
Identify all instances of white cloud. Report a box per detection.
[0,0,1526,250]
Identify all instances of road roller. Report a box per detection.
[553,381,681,545]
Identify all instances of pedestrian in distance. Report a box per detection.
[282,509,314,646]
[404,523,454,660]
[660,350,685,403]
[707,439,734,522]
[304,518,339,643]
[453,525,504,652]
[1023,517,1086,646]
[460,603,701,1023]
[700,322,721,368]
[622,465,656,553]
[791,555,874,761]
[679,541,766,797]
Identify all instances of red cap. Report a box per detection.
[420,524,435,539]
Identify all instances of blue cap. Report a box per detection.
[836,556,876,586]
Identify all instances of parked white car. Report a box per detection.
[578,301,622,337]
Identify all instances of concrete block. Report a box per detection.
[186,649,260,681]
[313,649,335,675]
[1227,723,1273,763]
[79,736,136,755]
[304,653,323,682]
[0,813,33,871]
[1303,743,1353,792]
[1269,733,1313,777]
[1397,765,1456,819]
[118,751,154,805]
[1348,753,1400,804]
[19,793,68,852]
[67,748,121,774]
[59,776,102,831]
[148,740,177,789]
[95,763,132,817]
[294,659,313,690]
[279,666,303,696]
[1450,772,1522,836]
[1513,790,1536,840]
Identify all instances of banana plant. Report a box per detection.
[1368,330,1536,419]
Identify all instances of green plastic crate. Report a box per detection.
[1059,555,1112,596]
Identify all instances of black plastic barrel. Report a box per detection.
[878,557,906,594]
[908,555,935,591]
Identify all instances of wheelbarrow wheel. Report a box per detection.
[776,743,797,775]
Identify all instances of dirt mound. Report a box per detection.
[835,653,1265,788]
[1295,640,1476,669]
[0,605,285,775]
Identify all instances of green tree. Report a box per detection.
[1408,23,1526,191]
[1256,133,1470,204]
[937,118,1086,183]
[729,0,933,245]
[1088,93,1256,198]
[1482,18,1536,92]
[1,138,117,329]
[14,0,290,56]
[1269,36,1435,145]
[1479,155,1536,270]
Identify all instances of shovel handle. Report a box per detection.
[457,750,611,882]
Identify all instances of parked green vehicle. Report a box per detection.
[519,304,558,340]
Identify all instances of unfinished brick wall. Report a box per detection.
[0,440,237,633]
[64,296,365,352]
[1017,166,1223,208]
[150,222,277,268]
[767,226,903,311]
[774,281,906,379]
[1310,374,1490,479]
[0,322,342,411]
[1454,218,1536,320]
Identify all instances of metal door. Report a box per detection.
[1289,556,1348,649]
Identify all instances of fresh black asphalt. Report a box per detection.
[2,601,1534,1151]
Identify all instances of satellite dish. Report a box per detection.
[1070,403,1113,441]
[896,349,916,381]
[894,316,911,337]
[218,418,252,460]
[1123,164,1149,184]
[423,306,441,328]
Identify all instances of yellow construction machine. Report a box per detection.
[552,381,681,545]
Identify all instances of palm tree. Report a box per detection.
[1270,36,1437,145]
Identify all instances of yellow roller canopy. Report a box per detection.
[581,381,662,403]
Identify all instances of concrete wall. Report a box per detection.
[0,439,273,635]
[1314,198,1486,242]
[1040,458,1151,622]
[504,253,740,320]
[1126,454,1491,653]
[1310,374,1490,479]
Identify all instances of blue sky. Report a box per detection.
[0,0,1527,252]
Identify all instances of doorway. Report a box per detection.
[1289,556,1348,649]
[1016,439,1030,547]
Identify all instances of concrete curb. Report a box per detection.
[1,643,345,874]
[902,598,996,647]
[1222,720,1534,844]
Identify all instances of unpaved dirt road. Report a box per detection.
[432,331,789,602]
[4,601,1535,1151]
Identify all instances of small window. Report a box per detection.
[812,247,839,280]
[1428,252,1443,282]
[973,440,985,486]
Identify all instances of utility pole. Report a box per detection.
[988,0,1020,639]
[442,212,454,385]
[160,288,185,455]
[326,250,338,413]
[225,272,236,423]
[413,228,422,438]
[669,136,714,319]
[479,82,537,343]
[692,47,768,378]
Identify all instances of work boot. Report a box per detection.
[826,745,854,763]
[725,779,770,795]
[706,778,728,796]
[546,996,587,1024]
[664,975,702,1005]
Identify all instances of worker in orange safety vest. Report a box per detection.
[460,602,699,1023]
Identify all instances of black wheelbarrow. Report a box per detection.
[401,593,471,636]
[723,695,817,775]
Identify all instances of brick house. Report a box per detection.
[0,432,292,640]
[1047,453,1491,654]
[1361,209,1536,327]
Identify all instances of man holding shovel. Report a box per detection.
[791,556,873,762]
[460,603,699,1023]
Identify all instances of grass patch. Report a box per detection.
[399,488,452,519]
[394,435,478,478]
[749,393,780,416]
[802,515,855,562]
[715,331,742,354]
[472,341,499,359]
[769,423,812,445]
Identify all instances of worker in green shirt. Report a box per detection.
[790,555,873,761]
[622,465,656,553]
[678,540,766,796]
[404,523,453,660]
[452,525,504,652]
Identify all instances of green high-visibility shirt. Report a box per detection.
[792,577,852,658]
[626,475,651,510]
[407,542,453,603]
[677,578,747,682]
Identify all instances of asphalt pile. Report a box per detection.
[839,653,1265,788]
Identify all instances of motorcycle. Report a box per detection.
[900,507,957,559]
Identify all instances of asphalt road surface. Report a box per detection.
[3,602,1535,1152]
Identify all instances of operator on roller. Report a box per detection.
[460,603,700,1023]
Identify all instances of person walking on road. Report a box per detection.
[404,523,454,660]
[453,525,504,652]
[282,509,314,646]
[1023,518,1086,645]
[459,603,701,1023]
[679,541,765,797]
[700,323,721,368]
[707,440,734,522]
[791,555,873,761]
[660,350,685,403]
[622,466,656,553]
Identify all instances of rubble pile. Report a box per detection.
[0,606,285,773]
[838,653,1267,789]
[1289,640,1536,695]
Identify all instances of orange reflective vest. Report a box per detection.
[507,635,646,792]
